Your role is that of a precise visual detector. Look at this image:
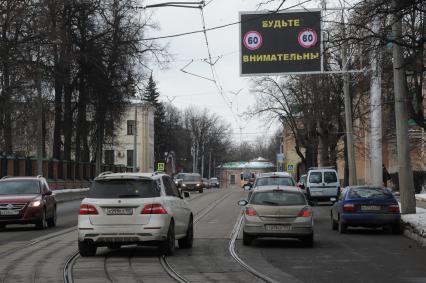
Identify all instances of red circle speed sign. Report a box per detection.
[297,29,317,48]
[243,31,263,51]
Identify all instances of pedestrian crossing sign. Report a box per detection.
[157,163,165,171]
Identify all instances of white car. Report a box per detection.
[306,167,340,203]
[78,172,193,256]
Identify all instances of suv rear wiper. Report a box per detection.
[118,194,141,198]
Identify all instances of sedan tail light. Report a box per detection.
[343,203,356,213]
[79,204,99,215]
[245,207,257,216]
[141,204,168,214]
[388,204,400,213]
[298,206,311,217]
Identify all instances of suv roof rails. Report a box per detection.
[152,171,165,176]
[37,175,43,178]
[98,171,114,177]
[1,176,10,179]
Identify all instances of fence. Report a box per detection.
[0,156,133,190]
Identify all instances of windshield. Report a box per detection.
[0,181,41,195]
[251,191,306,206]
[348,187,393,199]
[183,175,201,182]
[88,179,160,198]
[254,177,295,187]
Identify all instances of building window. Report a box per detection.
[104,150,114,165]
[127,150,134,167]
[127,120,135,135]
[230,175,236,185]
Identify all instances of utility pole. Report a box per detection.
[133,105,138,172]
[36,64,43,176]
[201,145,204,178]
[370,16,383,186]
[191,144,196,173]
[208,151,211,179]
[341,13,357,186]
[392,0,416,214]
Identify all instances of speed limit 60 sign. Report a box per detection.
[240,9,322,75]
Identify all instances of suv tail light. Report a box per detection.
[245,207,257,216]
[298,206,311,217]
[79,204,99,215]
[343,203,356,213]
[141,204,168,214]
[388,204,400,213]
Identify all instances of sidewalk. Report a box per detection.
[400,194,426,246]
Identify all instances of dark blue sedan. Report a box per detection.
[331,186,402,234]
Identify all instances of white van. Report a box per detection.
[306,168,340,203]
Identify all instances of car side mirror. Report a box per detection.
[243,184,252,190]
[44,191,52,196]
[238,199,248,206]
[183,191,190,198]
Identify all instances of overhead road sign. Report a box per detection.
[240,9,322,76]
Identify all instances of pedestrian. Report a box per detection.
[382,164,391,187]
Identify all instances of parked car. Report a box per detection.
[176,173,204,193]
[210,177,220,188]
[331,186,402,234]
[0,176,57,229]
[306,167,340,204]
[202,178,211,189]
[78,172,193,257]
[238,186,314,247]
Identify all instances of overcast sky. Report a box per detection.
[143,0,325,144]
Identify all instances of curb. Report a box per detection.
[53,188,89,203]
[402,222,426,247]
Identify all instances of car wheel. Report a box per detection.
[331,213,338,231]
[243,231,254,246]
[0,224,5,229]
[47,207,57,227]
[79,241,97,257]
[300,234,314,247]
[199,189,203,193]
[160,221,175,256]
[178,216,193,249]
[36,210,48,230]
[107,244,121,250]
[338,216,347,234]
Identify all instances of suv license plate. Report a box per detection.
[361,205,381,211]
[0,210,20,215]
[106,208,133,215]
[265,225,291,231]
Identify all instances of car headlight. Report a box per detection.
[196,183,200,186]
[182,184,186,187]
[29,200,41,207]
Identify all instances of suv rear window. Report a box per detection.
[0,181,40,195]
[308,172,322,183]
[251,191,306,206]
[348,187,393,199]
[255,177,295,187]
[88,179,160,198]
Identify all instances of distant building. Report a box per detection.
[217,157,275,188]
[104,100,155,172]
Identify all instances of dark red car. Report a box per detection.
[0,176,57,229]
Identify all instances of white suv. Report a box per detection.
[78,172,193,257]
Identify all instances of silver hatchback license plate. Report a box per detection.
[0,210,20,215]
[361,205,381,211]
[105,208,133,215]
[265,224,292,231]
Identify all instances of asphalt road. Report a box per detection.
[0,188,425,283]
[0,199,82,244]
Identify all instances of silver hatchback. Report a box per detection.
[238,186,314,247]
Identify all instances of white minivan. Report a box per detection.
[306,168,340,203]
